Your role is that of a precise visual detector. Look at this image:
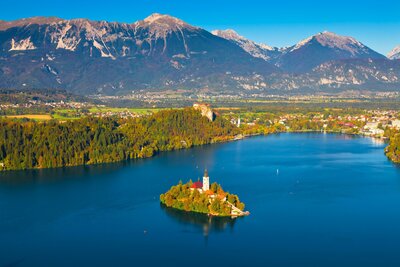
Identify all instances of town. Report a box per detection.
[2,95,400,139]
[231,109,400,138]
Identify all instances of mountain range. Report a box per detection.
[0,14,399,95]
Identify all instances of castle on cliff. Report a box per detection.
[193,103,216,122]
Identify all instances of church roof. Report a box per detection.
[204,169,209,177]
[191,181,203,189]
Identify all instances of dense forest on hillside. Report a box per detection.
[0,109,239,171]
[385,130,400,163]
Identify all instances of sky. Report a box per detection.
[2,0,400,55]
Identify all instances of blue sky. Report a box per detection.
[2,0,400,54]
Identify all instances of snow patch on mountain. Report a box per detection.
[9,37,36,51]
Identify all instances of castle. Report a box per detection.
[193,103,216,122]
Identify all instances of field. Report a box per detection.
[54,107,165,120]
[87,107,162,114]
[1,107,165,121]
[4,114,53,121]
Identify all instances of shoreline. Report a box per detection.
[0,133,240,172]
[160,203,250,218]
[0,130,396,173]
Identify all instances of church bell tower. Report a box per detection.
[202,169,210,191]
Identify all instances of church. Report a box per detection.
[190,169,210,192]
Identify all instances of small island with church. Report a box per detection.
[160,170,249,217]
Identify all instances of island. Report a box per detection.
[160,170,249,217]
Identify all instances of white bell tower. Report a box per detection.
[202,169,210,191]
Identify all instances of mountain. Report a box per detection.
[211,29,281,61]
[294,59,400,91]
[0,14,277,94]
[0,17,63,31]
[276,31,386,73]
[388,46,400,60]
[0,15,399,95]
[231,58,400,92]
[312,59,400,88]
[211,30,389,77]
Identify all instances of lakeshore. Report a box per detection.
[1,104,400,172]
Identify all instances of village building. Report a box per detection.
[362,122,385,136]
[391,120,400,129]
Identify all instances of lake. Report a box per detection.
[1,133,400,267]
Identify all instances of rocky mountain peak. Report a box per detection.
[277,31,385,72]
[285,31,386,59]
[313,31,363,51]
[132,13,198,41]
[212,29,278,61]
[212,29,277,52]
[137,13,194,29]
[212,29,242,40]
[290,31,365,53]
[388,45,400,60]
[0,16,64,30]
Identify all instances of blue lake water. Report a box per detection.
[1,133,400,267]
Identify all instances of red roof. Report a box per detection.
[191,181,203,189]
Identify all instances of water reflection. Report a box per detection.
[370,137,386,146]
[160,204,238,238]
[0,160,136,186]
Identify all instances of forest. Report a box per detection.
[385,129,400,163]
[0,108,239,171]
[1,106,400,171]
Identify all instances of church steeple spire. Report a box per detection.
[202,169,210,191]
